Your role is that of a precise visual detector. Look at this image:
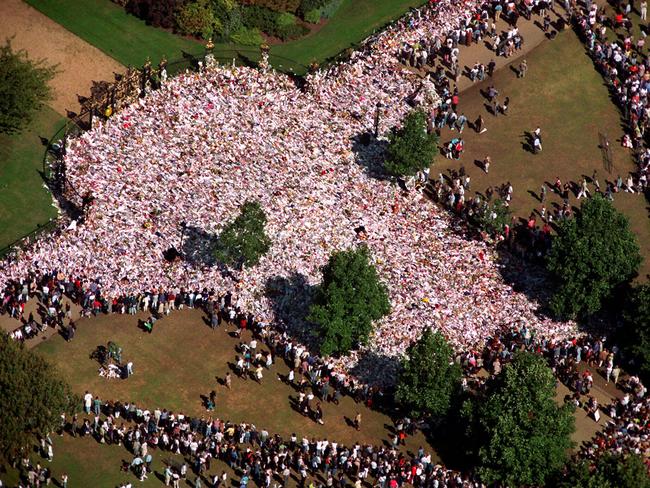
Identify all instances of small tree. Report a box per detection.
[308,246,390,356]
[471,351,575,486]
[558,453,650,488]
[395,328,461,419]
[546,194,642,320]
[0,333,78,459]
[214,200,271,269]
[0,39,57,135]
[385,109,438,177]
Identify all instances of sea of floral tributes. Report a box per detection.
[0,0,578,380]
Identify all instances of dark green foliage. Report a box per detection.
[242,5,280,33]
[469,351,575,486]
[395,329,461,418]
[546,194,642,320]
[297,0,327,17]
[468,198,511,236]
[125,0,187,29]
[0,39,57,135]
[0,332,78,459]
[175,0,218,39]
[385,109,438,177]
[556,453,650,488]
[276,22,308,40]
[242,5,307,39]
[213,201,271,269]
[238,0,301,13]
[621,284,650,382]
[308,246,391,356]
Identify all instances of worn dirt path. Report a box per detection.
[0,0,124,115]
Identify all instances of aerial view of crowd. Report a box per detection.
[0,0,579,382]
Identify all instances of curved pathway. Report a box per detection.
[0,0,124,114]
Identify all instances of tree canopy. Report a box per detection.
[213,200,272,269]
[621,284,650,382]
[0,39,57,135]
[395,328,461,418]
[384,109,438,177]
[469,351,575,486]
[557,453,650,488]
[0,332,78,459]
[546,194,642,320]
[308,246,391,356]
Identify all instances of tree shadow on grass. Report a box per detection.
[265,273,318,351]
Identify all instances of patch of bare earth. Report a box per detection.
[0,0,124,114]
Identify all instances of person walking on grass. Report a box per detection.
[354,412,362,431]
[577,178,590,199]
[475,115,486,133]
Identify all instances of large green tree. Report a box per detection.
[0,39,57,135]
[621,284,650,382]
[546,194,641,320]
[308,246,390,356]
[395,328,461,418]
[470,351,575,486]
[214,200,271,269]
[556,453,650,488]
[384,109,438,177]
[0,332,78,459]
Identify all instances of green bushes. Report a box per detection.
[238,0,300,12]
[176,0,220,39]
[119,0,314,44]
[302,0,343,25]
[241,5,306,40]
[304,9,321,23]
[297,0,327,17]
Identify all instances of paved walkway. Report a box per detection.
[0,0,124,114]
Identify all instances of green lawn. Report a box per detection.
[25,0,425,72]
[36,308,435,452]
[435,30,650,279]
[272,0,427,69]
[25,0,204,67]
[0,106,64,251]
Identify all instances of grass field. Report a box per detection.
[436,30,650,279]
[35,309,434,451]
[25,0,425,72]
[272,0,426,68]
[25,0,204,67]
[0,106,64,251]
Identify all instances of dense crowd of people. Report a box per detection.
[2,0,649,485]
[0,0,578,384]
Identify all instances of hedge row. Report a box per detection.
[241,5,308,40]
[238,0,300,12]
[113,0,313,43]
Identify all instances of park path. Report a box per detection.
[0,0,124,115]
[455,9,559,92]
